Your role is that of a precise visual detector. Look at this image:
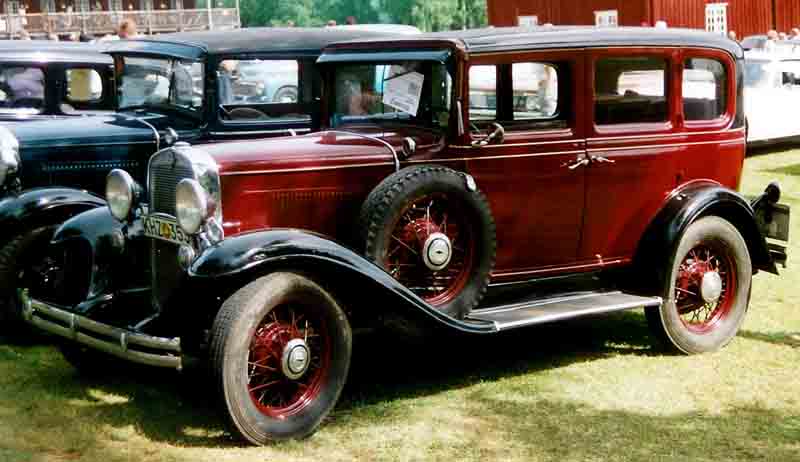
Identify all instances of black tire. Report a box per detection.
[645,216,752,354]
[210,272,352,444]
[360,165,496,319]
[0,226,57,329]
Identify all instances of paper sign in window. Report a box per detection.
[382,71,424,116]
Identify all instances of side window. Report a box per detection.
[512,62,559,120]
[595,57,668,125]
[0,66,44,114]
[468,65,497,121]
[683,58,727,121]
[66,68,103,103]
[469,62,564,129]
[219,59,307,122]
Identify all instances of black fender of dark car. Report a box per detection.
[187,229,496,335]
[0,187,106,245]
[632,180,778,294]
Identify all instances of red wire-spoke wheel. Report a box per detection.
[385,192,476,306]
[247,303,331,418]
[674,242,736,334]
[211,273,352,445]
[361,166,497,319]
[645,217,752,355]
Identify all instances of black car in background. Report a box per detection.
[0,27,387,325]
[0,41,113,121]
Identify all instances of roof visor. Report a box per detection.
[317,49,452,65]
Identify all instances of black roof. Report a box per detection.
[0,41,111,64]
[108,27,391,60]
[326,26,744,58]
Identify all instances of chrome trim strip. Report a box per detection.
[588,138,745,153]
[136,117,161,152]
[406,149,585,164]
[327,130,400,172]
[220,161,395,176]
[209,128,312,136]
[20,290,182,370]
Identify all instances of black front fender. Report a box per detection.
[189,229,496,334]
[0,187,106,244]
[634,181,776,293]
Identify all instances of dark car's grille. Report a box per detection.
[148,150,195,311]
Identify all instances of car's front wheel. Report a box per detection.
[646,216,752,354]
[210,272,352,444]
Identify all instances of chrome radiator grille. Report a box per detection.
[148,150,195,311]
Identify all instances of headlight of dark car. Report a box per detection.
[106,169,140,221]
[0,126,20,187]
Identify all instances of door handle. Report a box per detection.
[591,155,616,164]
[562,157,590,170]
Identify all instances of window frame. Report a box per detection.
[681,49,735,131]
[213,54,318,132]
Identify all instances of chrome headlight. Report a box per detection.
[0,126,20,187]
[176,178,211,235]
[106,169,138,221]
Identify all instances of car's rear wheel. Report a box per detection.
[360,165,496,319]
[646,216,752,354]
[210,272,351,444]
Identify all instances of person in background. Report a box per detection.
[779,32,788,41]
[17,29,30,40]
[790,28,800,40]
[47,32,59,41]
[286,20,295,27]
[79,32,94,43]
[118,19,138,39]
[766,29,779,51]
[728,30,737,42]
[326,19,337,27]
[346,16,357,25]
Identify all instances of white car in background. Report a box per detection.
[744,50,800,146]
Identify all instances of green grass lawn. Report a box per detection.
[1,149,800,462]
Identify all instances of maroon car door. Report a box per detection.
[461,50,589,283]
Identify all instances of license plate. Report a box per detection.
[143,215,193,246]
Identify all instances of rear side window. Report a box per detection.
[595,57,668,125]
[66,68,103,103]
[683,58,727,121]
[0,66,44,114]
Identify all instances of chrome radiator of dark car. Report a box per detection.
[148,150,195,311]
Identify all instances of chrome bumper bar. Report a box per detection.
[20,290,182,370]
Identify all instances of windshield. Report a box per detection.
[744,60,773,88]
[118,56,203,113]
[331,61,452,130]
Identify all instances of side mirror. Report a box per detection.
[400,137,417,160]
[472,122,505,147]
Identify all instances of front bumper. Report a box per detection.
[20,290,183,370]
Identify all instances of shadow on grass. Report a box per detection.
[739,330,800,348]
[1,309,667,451]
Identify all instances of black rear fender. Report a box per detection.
[187,229,495,334]
[633,181,775,294]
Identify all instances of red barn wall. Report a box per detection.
[488,0,798,39]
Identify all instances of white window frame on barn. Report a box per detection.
[705,3,728,35]
[518,15,539,27]
[595,10,619,28]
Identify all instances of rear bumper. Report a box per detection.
[20,290,182,370]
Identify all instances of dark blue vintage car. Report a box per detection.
[0,27,386,324]
[0,41,113,121]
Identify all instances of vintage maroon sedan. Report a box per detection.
[21,27,789,444]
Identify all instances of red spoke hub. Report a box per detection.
[385,193,475,306]
[674,241,737,334]
[248,304,330,418]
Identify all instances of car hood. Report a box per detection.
[203,130,399,175]
[5,114,158,149]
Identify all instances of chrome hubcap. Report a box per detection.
[281,338,311,380]
[700,271,723,304]
[422,232,452,271]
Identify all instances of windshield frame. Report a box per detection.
[324,55,457,134]
[114,53,205,120]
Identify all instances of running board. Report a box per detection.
[467,291,662,331]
